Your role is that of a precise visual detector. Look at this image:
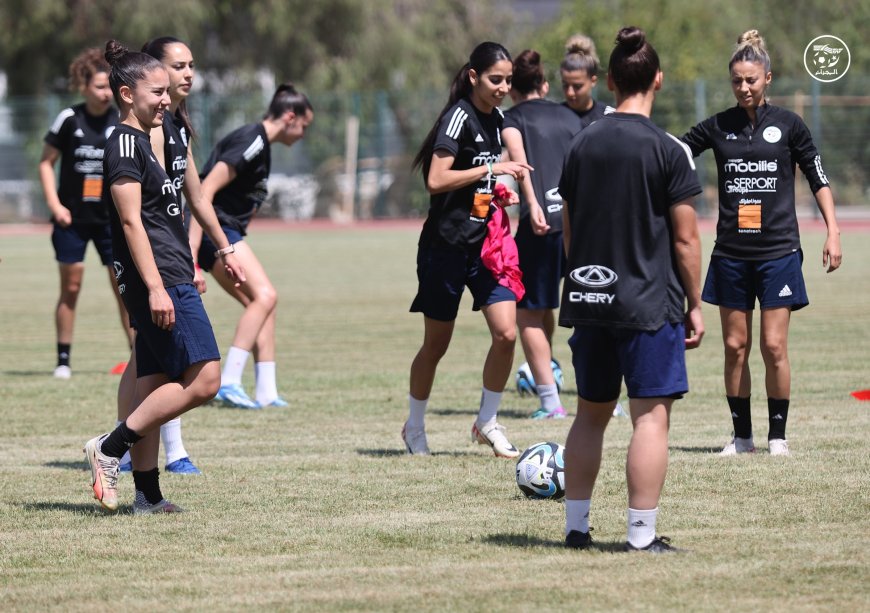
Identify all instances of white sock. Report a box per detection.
[476,387,502,426]
[254,361,278,406]
[565,499,591,535]
[117,420,131,466]
[627,507,658,548]
[407,395,428,429]
[161,417,188,465]
[222,346,249,386]
[537,383,561,412]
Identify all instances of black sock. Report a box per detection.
[768,397,789,440]
[100,422,143,458]
[132,468,163,504]
[57,343,71,367]
[726,396,752,439]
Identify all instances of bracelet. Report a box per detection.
[487,162,494,175]
[213,244,235,258]
[194,263,202,271]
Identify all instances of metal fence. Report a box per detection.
[1,75,867,223]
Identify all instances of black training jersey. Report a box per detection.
[682,104,829,260]
[563,99,613,130]
[163,112,190,196]
[418,98,503,251]
[559,113,701,331]
[200,123,270,235]
[504,98,584,233]
[44,103,118,225]
[104,124,193,306]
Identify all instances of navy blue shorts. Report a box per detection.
[568,322,688,402]
[410,245,517,322]
[128,284,220,380]
[197,227,244,272]
[515,227,564,310]
[51,222,113,265]
[702,250,808,311]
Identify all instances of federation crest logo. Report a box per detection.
[804,35,851,83]
[762,127,782,143]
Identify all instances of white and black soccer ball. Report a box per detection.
[515,441,566,500]
[515,360,564,396]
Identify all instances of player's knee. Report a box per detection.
[491,327,517,348]
[192,361,221,402]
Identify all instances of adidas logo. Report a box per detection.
[731,412,739,418]
[474,133,484,143]
[771,413,784,420]
[73,129,84,137]
[631,520,647,527]
[778,285,792,298]
[726,132,737,140]
[168,136,175,144]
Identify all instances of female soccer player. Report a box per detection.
[502,50,584,420]
[115,36,219,475]
[83,40,243,514]
[190,84,314,409]
[682,30,842,456]
[38,48,132,378]
[560,34,612,127]
[560,27,703,552]
[403,41,532,457]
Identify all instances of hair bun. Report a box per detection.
[615,27,645,53]
[104,40,128,66]
[565,34,595,57]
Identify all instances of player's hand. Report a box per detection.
[684,305,704,350]
[822,232,842,273]
[193,265,207,294]
[530,204,550,235]
[53,207,72,227]
[149,287,175,331]
[222,253,246,287]
[492,160,533,183]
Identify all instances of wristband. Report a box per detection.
[194,263,202,271]
[213,244,235,258]
[487,162,494,175]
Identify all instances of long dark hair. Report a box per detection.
[608,27,660,97]
[265,83,313,119]
[142,36,195,141]
[412,42,512,178]
[104,40,165,109]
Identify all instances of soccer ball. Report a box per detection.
[515,441,566,500]
[515,360,564,396]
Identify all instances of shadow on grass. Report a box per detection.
[20,501,123,515]
[670,446,720,454]
[45,460,88,471]
[356,448,479,458]
[3,369,105,377]
[480,533,626,553]
[428,408,530,419]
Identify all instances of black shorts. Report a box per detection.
[197,227,244,272]
[703,251,808,311]
[515,226,564,310]
[51,222,113,265]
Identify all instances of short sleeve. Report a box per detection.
[104,132,145,186]
[665,134,702,205]
[218,129,265,174]
[44,108,76,150]
[431,104,466,157]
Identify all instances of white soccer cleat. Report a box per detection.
[768,438,790,456]
[53,365,71,379]
[401,422,430,455]
[719,436,756,456]
[471,420,520,459]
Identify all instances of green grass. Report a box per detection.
[0,224,868,611]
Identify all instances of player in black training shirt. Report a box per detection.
[404,42,532,458]
[83,41,243,514]
[559,28,703,553]
[192,84,314,410]
[560,34,613,128]
[38,48,131,379]
[502,50,584,420]
[681,30,842,457]
[113,37,221,477]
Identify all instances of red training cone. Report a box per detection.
[850,390,870,401]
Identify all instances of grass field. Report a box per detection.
[0,222,868,611]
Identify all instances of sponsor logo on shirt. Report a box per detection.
[113,261,124,280]
[725,177,778,194]
[723,159,778,173]
[569,265,618,288]
[73,145,105,174]
[545,187,562,214]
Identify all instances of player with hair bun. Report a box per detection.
[83,40,243,514]
[560,27,703,553]
[403,41,532,458]
[682,30,842,457]
[39,47,132,379]
[560,34,613,127]
[502,49,584,420]
[191,84,314,409]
